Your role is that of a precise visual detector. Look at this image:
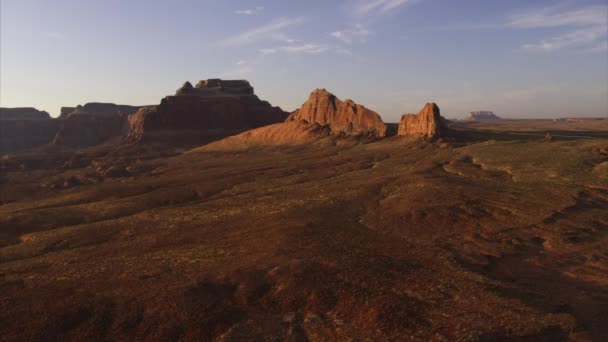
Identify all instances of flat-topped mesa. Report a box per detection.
[0,107,51,120]
[176,79,254,97]
[287,88,386,137]
[53,103,142,147]
[0,107,58,153]
[398,103,446,139]
[465,111,501,121]
[127,78,288,145]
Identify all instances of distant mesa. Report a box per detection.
[127,78,288,145]
[0,104,143,153]
[58,103,140,120]
[0,107,51,120]
[53,103,141,147]
[398,103,447,139]
[0,107,58,153]
[465,111,501,121]
[287,88,386,138]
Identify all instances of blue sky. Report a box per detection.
[1,0,606,121]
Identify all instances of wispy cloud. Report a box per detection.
[510,5,608,52]
[235,6,264,15]
[581,40,608,53]
[521,25,606,52]
[502,83,567,101]
[44,32,67,40]
[221,60,254,78]
[283,43,329,54]
[508,5,607,28]
[221,17,304,47]
[258,48,278,56]
[330,24,372,44]
[356,0,414,15]
[258,43,329,55]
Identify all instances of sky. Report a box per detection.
[1,0,607,121]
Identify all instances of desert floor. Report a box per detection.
[1,119,607,341]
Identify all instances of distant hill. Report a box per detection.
[465,111,501,121]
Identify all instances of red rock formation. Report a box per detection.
[398,103,446,139]
[0,108,59,152]
[53,103,141,147]
[287,89,386,137]
[198,120,332,151]
[127,79,288,145]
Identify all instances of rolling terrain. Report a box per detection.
[1,119,607,340]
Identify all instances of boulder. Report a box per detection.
[287,89,386,137]
[127,79,288,145]
[398,103,446,139]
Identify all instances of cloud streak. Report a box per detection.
[521,25,606,52]
[44,32,67,40]
[221,17,304,47]
[258,43,329,55]
[510,5,608,52]
[508,5,607,28]
[235,6,264,15]
[330,24,372,44]
[356,0,413,15]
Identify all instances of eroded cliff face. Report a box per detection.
[0,107,51,120]
[287,89,386,138]
[0,108,58,153]
[398,103,446,139]
[127,79,288,145]
[52,103,141,148]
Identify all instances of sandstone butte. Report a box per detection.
[127,79,288,145]
[1,82,447,153]
[398,102,446,139]
[200,88,388,150]
[287,88,387,138]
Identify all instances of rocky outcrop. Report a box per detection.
[0,107,51,120]
[127,79,288,145]
[53,103,141,147]
[398,103,446,139]
[465,111,501,121]
[287,89,386,137]
[0,107,58,152]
